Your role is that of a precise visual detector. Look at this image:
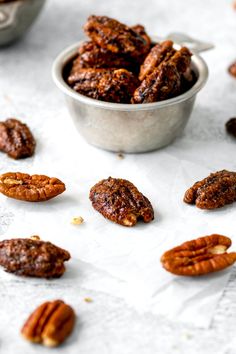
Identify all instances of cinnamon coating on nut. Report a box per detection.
[0,118,35,159]
[132,47,192,103]
[0,238,70,278]
[89,177,154,226]
[183,170,236,209]
[68,68,139,103]
[84,15,151,60]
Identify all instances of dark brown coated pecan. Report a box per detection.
[228,61,236,78]
[84,15,151,60]
[183,170,236,209]
[0,238,70,278]
[68,68,139,103]
[132,47,192,103]
[21,300,76,347]
[0,172,65,202]
[226,117,236,137]
[161,234,236,276]
[139,40,176,81]
[89,177,154,226]
[0,118,35,159]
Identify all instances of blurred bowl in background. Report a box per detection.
[0,0,46,46]
[52,35,210,153]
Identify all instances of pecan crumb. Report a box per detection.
[84,297,93,303]
[228,61,236,78]
[71,216,84,225]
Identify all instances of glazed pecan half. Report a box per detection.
[0,172,65,202]
[161,234,236,276]
[84,15,151,60]
[0,238,70,278]
[21,300,75,347]
[183,170,236,209]
[89,177,154,226]
[0,118,35,159]
[226,118,236,137]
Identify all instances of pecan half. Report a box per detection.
[226,117,236,137]
[228,61,236,78]
[21,300,75,347]
[0,118,35,159]
[161,234,236,276]
[0,172,65,202]
[183,170,236,209]
[0,238,70,278]
[89,177,154,226]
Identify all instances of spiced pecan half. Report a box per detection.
[161,234,236,276]
[226,117,236,137]
[0,238,70,278]
[89,177,154,226]
[21,300,76,347]
[0,172,65,202]
[183,170,236,209]
[0,118,35,159]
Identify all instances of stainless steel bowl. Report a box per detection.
[0,0,46,46]
[52,34,212,153]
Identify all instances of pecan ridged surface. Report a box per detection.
[0,238,70,278]
[89,177,154,226]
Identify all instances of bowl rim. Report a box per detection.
[52,37,209,111]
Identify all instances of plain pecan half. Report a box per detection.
[0,118,35,159]
[21,300,76,347]
[161,234,236,276]
[89,177,154,226]
[0,238,70,278]
[0,172,65,201]
[183,170,236,209]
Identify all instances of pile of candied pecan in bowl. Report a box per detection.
[65,15,197,104]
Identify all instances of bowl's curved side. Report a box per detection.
[0,0,46,46]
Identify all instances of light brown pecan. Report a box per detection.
[89,177,154,226]
[0,118,35,159]
[0,172,65,202]
[21,300,76,347]
[0,238,70,278]
[183,170,236,209]
[161,234,236,276]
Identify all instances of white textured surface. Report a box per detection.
[0,0,236,353]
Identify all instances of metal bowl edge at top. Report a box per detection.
[52,37,209,153]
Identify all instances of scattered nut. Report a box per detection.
[89,176,154,226]
[21,300,76,347]
[0,238,70,278]
[183,170,236,209]
[0,172,65,202]
[0,118,35,159]
[71,216,84,225]
[226,117,236,137]
[161,234,236,276]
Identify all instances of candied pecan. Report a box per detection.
[68,68,139,103]
[226,117,236,137]
[228,61,236,78]
[89,177,154,226]
[139,40,176,81]
[70,41,137,72]
[0,172,65,202]
[132,47,192,103]
[0,118,35,159]
[84,15,151,60]
[161,234,236,276]
[183,170,236,209]
[0,238,70,278]
[21,300,75,347]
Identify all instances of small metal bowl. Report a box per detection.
[52,34,212,153]
[0,0,46,46]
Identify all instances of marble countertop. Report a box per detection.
[0,0,236,353]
